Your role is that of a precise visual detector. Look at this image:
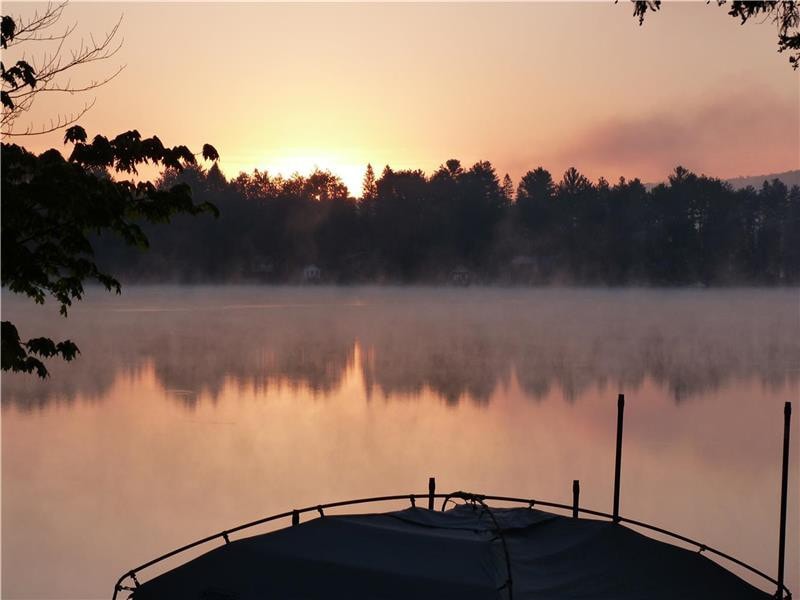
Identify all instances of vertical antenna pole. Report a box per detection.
[777,402,791,599]
[572,480,580,519]
[613,393,625,523]
[428,477,436,511]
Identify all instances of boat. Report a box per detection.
[112,397,793,600]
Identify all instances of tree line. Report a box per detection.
[93,160,800,285]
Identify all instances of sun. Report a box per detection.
[256,154,367,198]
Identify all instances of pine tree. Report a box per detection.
[502,173,514,203]
[362,163,377,201]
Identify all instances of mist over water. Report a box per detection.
[3,286,798,408]
[2,286,798,599]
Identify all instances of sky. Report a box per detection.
[4,1,799,195]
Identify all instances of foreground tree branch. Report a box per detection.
[1,130,220,377]
[629,0,800,69]
[1,1,124,136]
[1,7,220,378]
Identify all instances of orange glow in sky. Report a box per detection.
[4,2,798,195]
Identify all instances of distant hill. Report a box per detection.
[645,169,800,191]
[724,169,800,190]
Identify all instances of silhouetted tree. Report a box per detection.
[373,167,432,277]
[558,167,592,196]
[455,161,506,262]
[87,159,800,287]
[303,169,349,202]
[1,9,221,378]
[516,167,555,235]
[362,163,377,201]
[606,176,648,282]
[2,128,219,376]
[206,162,227,192]
[784,184,800,281]
[501,173,514,203]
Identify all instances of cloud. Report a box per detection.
[553,89,799,181]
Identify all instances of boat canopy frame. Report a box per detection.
[112,397,793,600]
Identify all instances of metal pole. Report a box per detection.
[777,402,791,599]
[572,480,580,519]
[428,477,436,510]
[613,393,625,523]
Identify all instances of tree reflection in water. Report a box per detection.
[2,286,798,410]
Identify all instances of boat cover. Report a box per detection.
[132,504,771,600]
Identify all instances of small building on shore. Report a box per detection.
[303,264,322,283]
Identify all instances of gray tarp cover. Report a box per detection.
[133,505,771,599]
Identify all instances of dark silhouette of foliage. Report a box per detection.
[501,174,514,204]
[516,167,556,234]
[1,10,219,378]
[629,0,800,68]
[362,163,377,202]
[87,161,800,288]
[2,132,219,377]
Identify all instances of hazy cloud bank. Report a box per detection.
[554,89,799,183]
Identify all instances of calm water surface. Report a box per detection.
[2,286,799,599]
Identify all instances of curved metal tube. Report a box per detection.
[112,491,792,600]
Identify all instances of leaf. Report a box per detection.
[0,322,80,378]
[64,125,88,144]
[17,60,36,88]
[202,143,219,162]
[1,15,16,49]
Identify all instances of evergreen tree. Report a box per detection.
[501,173,514,203]
[362,163,377,201]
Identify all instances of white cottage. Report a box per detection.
[303,264,321,283]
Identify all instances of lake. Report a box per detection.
[2,286,798,599]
